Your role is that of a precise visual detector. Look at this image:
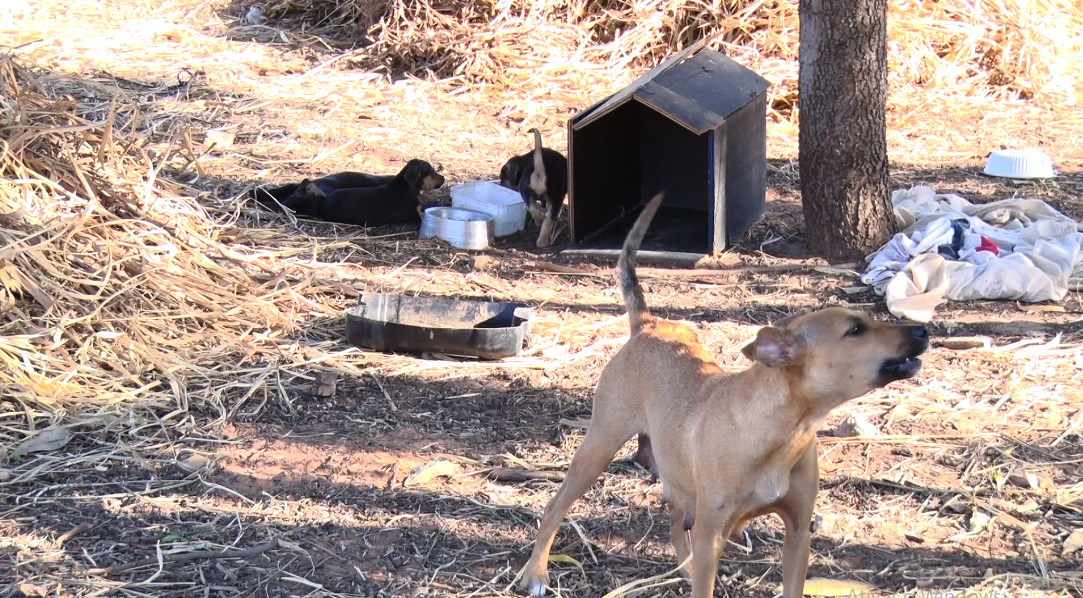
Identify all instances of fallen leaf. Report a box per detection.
[403,460,459,487]
[19,584,49,597]
[787,578,876,597]
[176,454,212,472]
[205,129,235,149]
[548,553,585,575]
[472,255,495,270]
[1063,529,1083,556]
[968,510,992,533]
[14,426,71,456]
[513,553,585,586]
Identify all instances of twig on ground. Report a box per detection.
[101,539,281,577]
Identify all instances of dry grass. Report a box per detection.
[252,0,1083,160]
[4,0,1082,169]
[259,0,1083,102]
[1,0,1082,596]
[0,54,338,440]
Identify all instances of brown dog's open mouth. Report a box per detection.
[879,356,923,381]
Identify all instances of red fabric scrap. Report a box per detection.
[977,236,999,256]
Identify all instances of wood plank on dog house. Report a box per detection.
[566,44,770,258]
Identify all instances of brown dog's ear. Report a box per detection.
[771,311,804,329]
[742,326,801,367]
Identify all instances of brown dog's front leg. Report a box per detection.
[777,446,819,598]
[689,525,721,598]
[689,508,737,598]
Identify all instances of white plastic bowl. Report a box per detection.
[451,180,527,237]
[983,149,1055,179]
[419,207,494,250]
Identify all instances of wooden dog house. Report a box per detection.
[566,43,771,259]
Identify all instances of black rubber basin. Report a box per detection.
[346,292,532,360]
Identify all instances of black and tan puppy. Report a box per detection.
[499,128,568,247]
[286,159,444,227]
[251,162,444,211]
[520,194,930,598]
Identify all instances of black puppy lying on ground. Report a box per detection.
[285,159,445,227]
[251,161,444,212]
[498,128,568,247]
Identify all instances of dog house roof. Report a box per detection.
[571,46,771,136]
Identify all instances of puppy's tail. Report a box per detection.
[619,193,663,334]
[527,127,547,195]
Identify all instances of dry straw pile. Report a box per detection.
[0,55,349,469]
[261,0,1083,111]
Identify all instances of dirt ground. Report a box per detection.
[3,1,1083,597]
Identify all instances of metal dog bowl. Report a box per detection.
[346,292,532,360]
[419,206,494,250]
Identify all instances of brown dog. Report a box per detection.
[519,194,929,598]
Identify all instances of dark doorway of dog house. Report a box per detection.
[563,42,770,261]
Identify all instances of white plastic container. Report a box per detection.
[450,180,527,237]
[983,149,1055,179]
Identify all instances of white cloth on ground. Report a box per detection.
[860,186,1083,322]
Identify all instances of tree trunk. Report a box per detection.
[798,0,895,261]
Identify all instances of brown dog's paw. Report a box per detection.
[518,569,549,597]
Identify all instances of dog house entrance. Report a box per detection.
[569,99,717,256]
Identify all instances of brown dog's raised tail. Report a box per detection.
[619,193,663,334]
[527,127,547,196]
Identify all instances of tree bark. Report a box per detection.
[798,0,895,261]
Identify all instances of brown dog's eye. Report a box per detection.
[844,322,866,338]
